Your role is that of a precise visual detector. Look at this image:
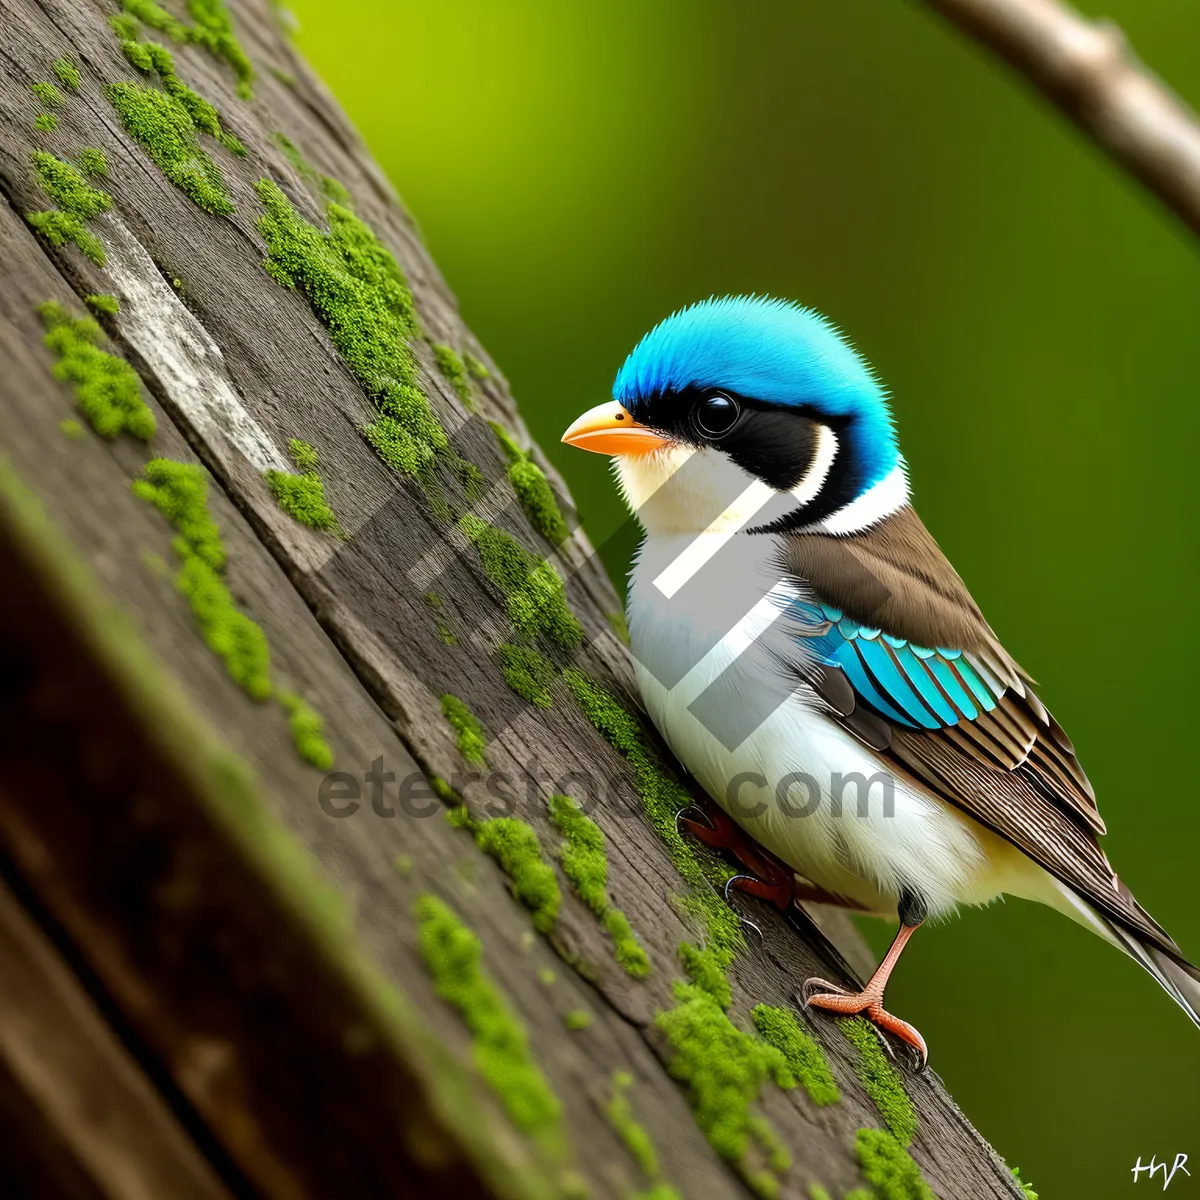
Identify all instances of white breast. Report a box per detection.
[627,529,1006,919]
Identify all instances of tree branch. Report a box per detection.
[921,0,1200,236]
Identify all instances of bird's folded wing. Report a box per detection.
[777,506,1180,958]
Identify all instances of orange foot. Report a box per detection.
[802,922,929,1067]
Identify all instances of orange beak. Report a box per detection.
[560,401,674,456]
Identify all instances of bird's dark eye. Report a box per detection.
[694,391,740,438]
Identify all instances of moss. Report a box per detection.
[563,1009,591,1031]
[278,690,334,769]
[265,438,339,532]
[441,693,486,765]
[76,148,109,178]
[26,152,111,265]
[459,516,582,651]
[393,853,413,876]
[490,422,569,546]
[438,623,458,646]
[32,82,63,108]
[33,113,58,133]
[498,643,555,708]
[38,302,155,440]
[53,59,81,91]
[184,0,255,98]
[465,352,490,380]
[841,1017,917,1146]
[85,293,120,316]
[133,459,271,700]
[853,1129,934,1200]
[633,1188,683,1200]
[432,342,473,406]
[253,180,473,494]
[678,943,732,1009]
[58,418,85,440]
[1012,1167,1038,1199]
[268,132,351,208]
[431,774,461,805]
[656,974,792,1199]
[561,669,742,966]
[605,1070,659,1179]
[414,893,562,1136]
[548,794,650,977]
[536,966,557,987]
[319,174,352,206]
[268,64,296,88]
[118,0,254,98]
[465,814,561,934]
[751,1005,840,1107]
[806,1186,832,1200]
[844,1191,874,1200]
[105,41,240,214]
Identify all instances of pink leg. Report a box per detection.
[803,922,928,1066]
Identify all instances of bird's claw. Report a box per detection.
[801,977,929,1069]
[675,804,715,841]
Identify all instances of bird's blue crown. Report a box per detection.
[613,295,899,489]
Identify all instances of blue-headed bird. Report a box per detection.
[562,295,1199,1063]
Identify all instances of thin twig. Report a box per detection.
[921,0,1200,237]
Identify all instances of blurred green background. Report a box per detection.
[289,1,1200,1194]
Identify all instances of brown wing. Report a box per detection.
[779,505,1180,957]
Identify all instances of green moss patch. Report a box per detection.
[432,342,472,406]
[32,82,63,108]
[605,1070,682,1200]
[54,58,81,91]
[85,293,120,316]
[1012,1167,1037,1199]
[491,422,569,546]
[117,0,254,98]
[441,693,486,765]
[415,893,562,1136]
[26,152,112,265]
[133,458,271,700]
[840,1017,917,1147]
[853,1129,934,1200]
[751,1005,840,1107]
[278,690,333,769]
[548,794,649,977]
[58,418,85,440]
[562,669,741,964]
[105,41,241,215]
[268,131,351,208]
[252,179,472,493]
[34,113,58,133]
[657,967,792,1199]
[459,515,582,651]
[76,148,109,178]
[450,808,561,934]
[562,1009,591,1031]
[39,302,154,440]
[265,438,339,532]
[465,352,490,380]
[498,643,555,709]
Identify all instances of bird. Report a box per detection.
[561,293,1200,1063]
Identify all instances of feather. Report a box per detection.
[777,502,1168,950]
